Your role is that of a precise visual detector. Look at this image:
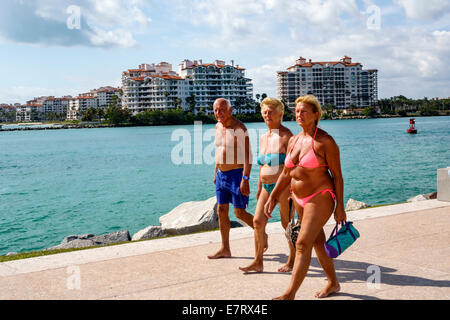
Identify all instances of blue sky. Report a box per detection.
[0,0,449,104]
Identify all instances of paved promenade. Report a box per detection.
[1,199,449,300]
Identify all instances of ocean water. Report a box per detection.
[1,116,449,255]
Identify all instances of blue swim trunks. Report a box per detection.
[215,168,249,209]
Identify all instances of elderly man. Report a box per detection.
[208,98,261,259]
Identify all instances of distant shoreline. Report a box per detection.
[1,114,449,132]
[0,123,132,132]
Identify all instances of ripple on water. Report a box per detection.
[1,117,449,255]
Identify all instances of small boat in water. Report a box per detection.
[407,118,417,134]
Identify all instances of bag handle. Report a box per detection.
[288,197,294,223]
[343,221,357,241]
[329,222,342,255]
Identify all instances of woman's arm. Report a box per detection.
[264,166,291,219]
[324,136,346,224]
[257,166,262,200]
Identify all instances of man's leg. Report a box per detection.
[208,203,232,259]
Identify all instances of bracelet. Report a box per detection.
[242,175,250,181]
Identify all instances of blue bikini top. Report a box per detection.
[257,153,287,167]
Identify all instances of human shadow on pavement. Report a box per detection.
[229,253,289,263]
[309,258,450,289]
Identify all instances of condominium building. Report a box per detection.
[67,96,98,120]
[95,87,121,108]
[179,59,253,113]
[121,60,254,114]
[79,86,121,109]
[15,103,43,122]
[0,104,16,122]
[277,56,378,109]
[15,106,31,122]
[66,87,120,120]
[42,97,71,114]
[122,63,188,114]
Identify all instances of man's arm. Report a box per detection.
[240,124,252,196]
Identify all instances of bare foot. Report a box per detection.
[272,293,294,300]
[239,261,263,273]
[264,233,268,253]
[207,248,231,259]
[314,282,340,298]
[277,263,293,273]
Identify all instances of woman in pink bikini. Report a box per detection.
[264,94,346,300]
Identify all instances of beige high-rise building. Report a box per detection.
[277,56,378,109]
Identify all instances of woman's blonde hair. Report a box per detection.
[295,95,322,124]
[260,97,284,116]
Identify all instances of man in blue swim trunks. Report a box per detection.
[208,98,262,259]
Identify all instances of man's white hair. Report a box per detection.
[214,98,231,109]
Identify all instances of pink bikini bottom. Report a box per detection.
[291,188,336,208]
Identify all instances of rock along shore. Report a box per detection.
[45,196,244,251]
[4,191,437,255]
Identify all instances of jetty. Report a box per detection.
[1,199,449,300]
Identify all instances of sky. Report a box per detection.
[0,0,449,104]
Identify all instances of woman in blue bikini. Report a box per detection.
[239,97,294,273]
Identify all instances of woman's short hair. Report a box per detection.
[260,97,284,116]
[295,95,322,124]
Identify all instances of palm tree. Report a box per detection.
[186,94,196,113]
[175,98,183,110]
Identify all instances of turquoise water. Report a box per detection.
[1,116,449,255]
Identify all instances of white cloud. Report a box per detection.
[89,27,137,48]
[0,0,151,48]
[171,0,449,99]
[394,0,450,21]
[246,23,450,98]
[173,0,363,49]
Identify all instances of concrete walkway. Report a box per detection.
[1,199,449,300]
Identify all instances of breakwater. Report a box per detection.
[0,123,128,132]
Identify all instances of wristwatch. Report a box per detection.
[242,175,250,181]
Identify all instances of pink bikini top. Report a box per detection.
[284,127,328,169]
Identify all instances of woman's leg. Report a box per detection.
[239,188,270,273]
[313,227,340,298]
[277,186,296,272]
[273,191,335,300]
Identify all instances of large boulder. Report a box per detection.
[407,194,428,202]
[345,198,370,211]
[159,197,218,235]
[48,230,131,250]
[408,192,437,202]
[132,226,166,241]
